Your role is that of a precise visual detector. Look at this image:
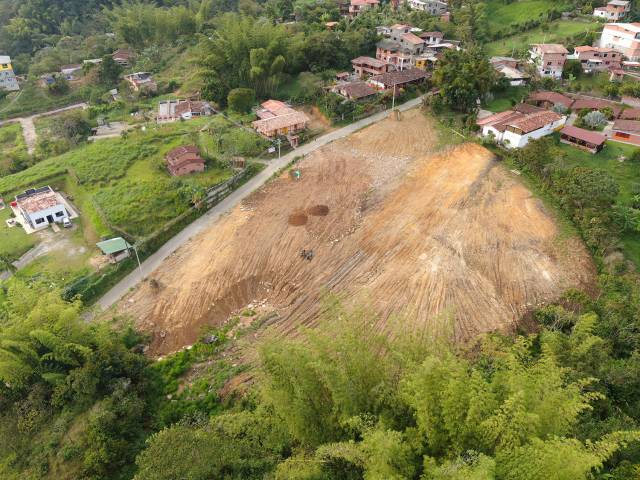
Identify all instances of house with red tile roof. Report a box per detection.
[348,0,378,17]
[560,125,607,154]
[477,109,566,148]
[165,145,205,176]
[570,46,622,72]
[351,56,392,77]
[252,100,309,147]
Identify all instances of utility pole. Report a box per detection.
[132,243,143,278]
[392,82,396,110]
[277,138,281,158]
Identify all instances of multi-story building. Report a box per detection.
[406,0,447,16]
[348,0,379,17]
[593,0,631,22]
[0,56,19,91]
[599,23,640,61]
[570,46,622,72]
[376,24,427,70]
[351,56,393,77]
[529,44,568,78]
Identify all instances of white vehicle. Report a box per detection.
[62,217,72,228]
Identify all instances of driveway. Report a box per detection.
[96,96,425,312]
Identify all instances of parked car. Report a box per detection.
[62,218,72,228]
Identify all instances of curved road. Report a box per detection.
[96,96,424,312]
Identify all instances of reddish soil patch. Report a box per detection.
[307,205,330,216]
[288,211,308,226]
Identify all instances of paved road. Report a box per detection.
[0,103,88,154]
[96,96,424,312]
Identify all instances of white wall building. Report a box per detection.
[599,22,640,61]
[477,109,566,149]
[0,55,19,91]
[406,0,447,15]
[12,186,75,233]
[593,0,631,22]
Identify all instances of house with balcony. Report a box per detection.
[376,24,428,70]
[529,44,568,78]
[594,0,631,22]
[599,23,640,61]
[406,0,447,16]
[569,46,622,72]
[351,56,393,77]
[252,100,309,147]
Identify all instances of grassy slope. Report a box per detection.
[485,0,572,27]
[0,122,28,175]
[484,86,531,112]
[0,207,36,259]
[485,20,601,56]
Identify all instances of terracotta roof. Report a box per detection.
[352,56,386,68]
[528,91,574,108]
[112,49,133,60]
[477,110,522,127]
[513,103,545,114]
[560,125,606,146]
[390,23,411,29]
[351,0,378,5]
[574,46,619,54]
[253,111,309,132]
[339,82,376,99]
[16,187,62,214]
[420,31,444,39]
[174,100,210,117]
[401,32,425,45]
[532,44,569,54]
[370,68,429,87]
[508,110,563,134]
[614,119,640,133]
[166,145,201,163]
[571,97,622,115]
[261,99,288,112]
[620,108,640,120]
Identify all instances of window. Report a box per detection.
[35,218,45,224]
[55,211,65,217]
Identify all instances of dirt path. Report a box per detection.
[0,102,87,155]
[114,109,595,356]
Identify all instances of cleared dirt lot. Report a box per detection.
[116,109,595,355]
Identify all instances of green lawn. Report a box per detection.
[0,122,28,176]
[0,207,36,260]
[485,20,602,57]
[485,0,572,29]
[484,86,530,112]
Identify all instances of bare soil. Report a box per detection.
[116,110,595,356]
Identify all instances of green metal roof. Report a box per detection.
[96,237,131,255]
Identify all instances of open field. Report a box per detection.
[115,110,596,356]
[485,0,572,30]
[485,19,602,57]
[0,122,28,176]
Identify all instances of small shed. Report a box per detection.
[560,125,606,154]
[97,237,132,263]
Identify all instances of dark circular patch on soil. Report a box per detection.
[307,204,330,216]
[288,211,308,226]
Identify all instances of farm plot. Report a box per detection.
[115,109,595,356]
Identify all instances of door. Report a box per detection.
[46,214,54,223]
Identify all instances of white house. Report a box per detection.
[11,186,77,233]
[406,0,447,15]
[477,109,565,149]
[599,22,640,61]
[0,55,19,91]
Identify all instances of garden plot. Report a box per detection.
[115,109,596,356]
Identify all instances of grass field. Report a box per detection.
[0,122,28,176]
[485,0,572,29]
[0,207,36,260]
[485,20,602,57]
[484,86,530,112]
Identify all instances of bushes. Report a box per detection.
[227,88,256,113]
